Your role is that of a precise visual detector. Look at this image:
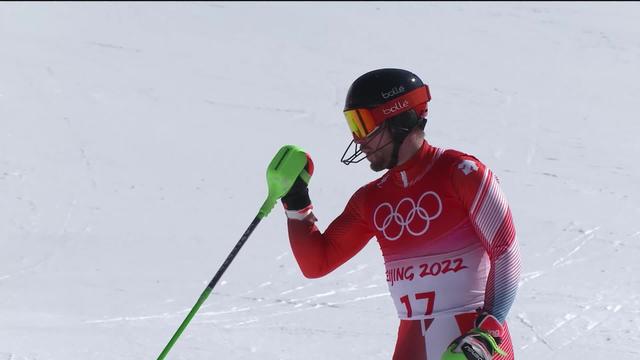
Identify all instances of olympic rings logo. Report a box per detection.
[373,191,443,241]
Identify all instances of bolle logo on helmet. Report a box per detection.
[382,99,410,115]
[381,86,406,99]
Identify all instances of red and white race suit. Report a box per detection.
[287,141,520,360]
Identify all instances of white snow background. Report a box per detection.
[1,2,639,359]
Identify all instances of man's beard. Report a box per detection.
[366,139,394,172]
[369,155,389,172]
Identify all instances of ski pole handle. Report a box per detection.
[259,144,310,218]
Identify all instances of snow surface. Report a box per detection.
[1,2,639,359]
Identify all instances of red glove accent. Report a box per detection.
[475,312,504,345]
[305,153,314,176]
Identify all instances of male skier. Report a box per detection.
[281,68,521,360]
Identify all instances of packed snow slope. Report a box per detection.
[1,2,639,359]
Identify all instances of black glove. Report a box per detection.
[281,154,314,211]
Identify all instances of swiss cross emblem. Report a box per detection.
[458,160,478,175]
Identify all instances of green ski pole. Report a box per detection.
[157,145,310,360]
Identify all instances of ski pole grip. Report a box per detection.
[259,144,309,218]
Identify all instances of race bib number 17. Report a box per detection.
[385,245,489,319]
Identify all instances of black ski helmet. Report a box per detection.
[341,68,431,167]
[344,68,429,115]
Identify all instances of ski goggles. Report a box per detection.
[343,85,431,140]
[344,108,378,140]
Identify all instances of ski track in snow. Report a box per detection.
[204,99,308,115]
[519,300,625,351]
[517,271,543,288]
[0,201,80,281]
[210,292,390,328]
[517,226,600,289]
[515,225,638,353]
[0,353,33,360]
[85,286,389,326]
[516,313,554,351]
[551,226,599,268]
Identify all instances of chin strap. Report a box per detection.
[385,116,427,169]
[387,139,402,169]
[386,124,411,169]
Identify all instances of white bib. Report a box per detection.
[384,243,490,320]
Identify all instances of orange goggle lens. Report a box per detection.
[343,85,431,140]
[344,108,378,139]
